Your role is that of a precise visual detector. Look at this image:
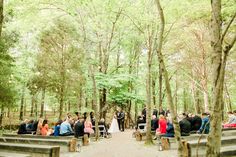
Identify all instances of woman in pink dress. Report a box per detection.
[84,116,94,137]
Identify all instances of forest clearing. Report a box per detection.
[0,0,236,157]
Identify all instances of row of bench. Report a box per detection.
[135,124,236,157]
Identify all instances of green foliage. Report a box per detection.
[0,31,19,107]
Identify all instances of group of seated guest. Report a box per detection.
[134,111,211,140]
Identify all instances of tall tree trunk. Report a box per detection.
[158,62,163,111]
[0,104,3,127]
[34,96,38,119]
[30,94,35,117]
[174,73,178,113]
[40,87,45,118]
[24,100,27,116]
[145,44,153,145]
[0,0,3,37]
[91,65,99,141]
[19,85,25,120]
[206,1,223,156]
[59,87,64,119]
[225,83,232,112]
[155,0,184,155]
[152,73,157,107]
[183,87,187,112]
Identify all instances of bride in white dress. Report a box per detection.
[108,114,120,133]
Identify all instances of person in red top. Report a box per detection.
[157,115,167,134]
[154,115,167,140]
[40,120,49,136]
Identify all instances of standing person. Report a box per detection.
[108,112,120,133]
[40,120,49,136]
[153,107,158,117]
[142,107,147,123]
[117,108,125,131]
[84,116,94,137]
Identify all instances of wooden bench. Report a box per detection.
[187,136,236,157]
[2,133,74,139]
[0,152,31,157]
[0,142,60,157]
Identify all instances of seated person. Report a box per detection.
[197,113,210,134]
[26,120,34,131]
[223,111,236,128]
[60,119,74,136]
[136,115,145,130]
[84,116,94,137]
[190,114,202,131]
[18,119,31,134]
[54,120,63,136]
[74,117,84,138]
[154,114,167,140]
[98,118,108,136]
[40,120,49,136]
[32,120,38,132]
[151,115,159,131]
[164,121,174,137]
[179,114,191,136]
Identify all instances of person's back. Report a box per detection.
[18,122,28,134]
[197,113,210,134]
[191,115,202,131]
[41,124,48,136]
[159,116,167,134]
[165,122,174,137]
[74,120,84,138]
[60,120,74,135]
[228,114,236,124]
[179,118,191,136]
[151,115,159,131]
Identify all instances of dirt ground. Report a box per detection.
[61,130,177,157]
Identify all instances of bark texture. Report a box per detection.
[155,0,184,156]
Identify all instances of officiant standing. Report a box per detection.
[117,108,125,131]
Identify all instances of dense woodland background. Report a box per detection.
[0,0,235,127]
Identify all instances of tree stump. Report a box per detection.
[135,131,142,141]
[83,134,89,146]
[69,137,77,152]
[181,140,191,157]
[161,137,170,150]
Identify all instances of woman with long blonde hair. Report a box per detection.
[36,118,43,135]
[84,116,94,137]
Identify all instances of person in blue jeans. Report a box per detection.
[197,113,210,134]
[54,120,63,136]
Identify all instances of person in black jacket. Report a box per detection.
[190,114,202,131]
[18,119,31,134]
[151,115,159,131]
[179,114,191,136]
[74,117,84,138]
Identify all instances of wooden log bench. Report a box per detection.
[159,129,236,150]
[187,136,236,157]
[0,136,84,152]
[0,142,60,157]
[0,152,31,157]
[2,133,74,139]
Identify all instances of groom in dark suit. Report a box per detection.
[117,109,125,131]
